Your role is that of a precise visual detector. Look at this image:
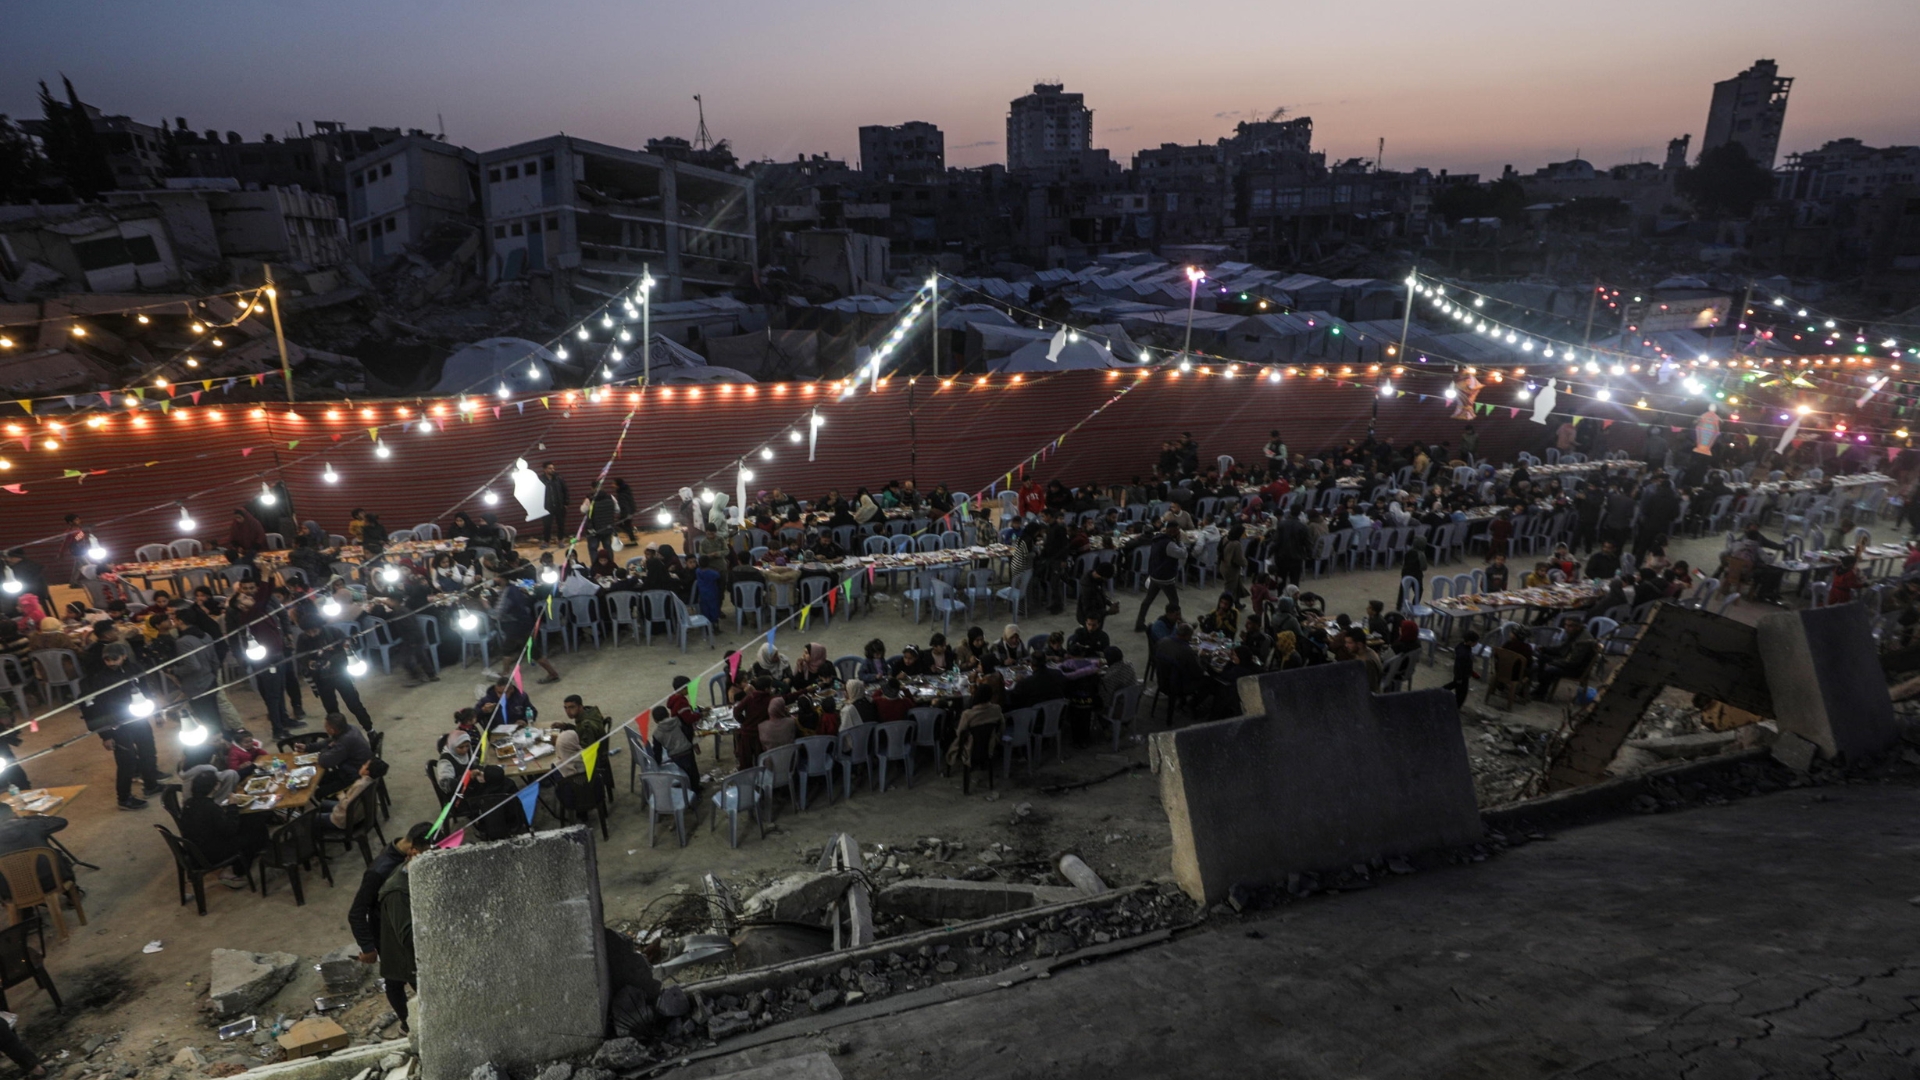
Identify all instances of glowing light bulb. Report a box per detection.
[245,638,267,661]
[85,535,106,562]
[458,611,479,631]
[540,567,559,585]
[1,570,19,595]
[375,442,392,458]
[128,691,154,719]
[1267,369,1282,383]
[740,468,755,482]
[656,511,673,526]
[179,507,196,532]
[179,719,209,747]
[380,565,401,584]
[577,327,590,341]
[259,482,277,506]
[346,655,368,678]
[1380,382,1394,398]
[1443,387,1458,400]
[759,447,774,461]
[483,491,499,505]
[1596,388,1612,401]
[789,430,803,443]
[322,463,339,484]
[190,322,205,334]
[321,598,341,618]
[497,384,511,399]
[700,489,715,504]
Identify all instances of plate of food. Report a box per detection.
[243,776,274,795]
[288,766,317,780]
[293,754,320,766]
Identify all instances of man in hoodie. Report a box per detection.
[583,482,621,565]
[371,822,431,1034]
[80,642,164,810]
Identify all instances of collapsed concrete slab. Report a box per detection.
[411,827,609,1080]
[1152,662,1481,904]
[874,879,1085,922]
[210,949,300,1017]
[741,872,854,925]
[1756,604,1898,761]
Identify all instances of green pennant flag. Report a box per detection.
[287,440,299,449]
[62,469,82,478]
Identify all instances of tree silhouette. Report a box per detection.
[36,76,113,199]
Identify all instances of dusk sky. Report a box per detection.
[8,0,1918,177]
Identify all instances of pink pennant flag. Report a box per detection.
[99,391,113,406]
[1,484,25,495]
[493,407,501,418]
[1891,447,1903,462]
[511,666,525,694]
[1507,408,1519,419]
[190,391,202,404]
[240,447,253,457]
[434,829,466,850]
[727,651,742,679]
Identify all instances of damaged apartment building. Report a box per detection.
[478,136,757,308]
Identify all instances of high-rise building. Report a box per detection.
[1702,59,1793,170]
[1006,83,1091,172]
[858,121,945,179]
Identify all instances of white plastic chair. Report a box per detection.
[1001,707,1037,777]
[793,735,840,809]
[836,725,879,797]
[1033,699,1068,762]
[708,767,768,848]
[639,771,693,847]
[874,720,917,791]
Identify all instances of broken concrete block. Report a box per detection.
[533,1065,571,1080]
[741,872,854,924]
[318,944,366,992]
[171,1049,206,1068]
[1154,664,1481,904]
[1056,854,1109,895]
[654,986,690,1018]
[873,879,1085,922]
[1772,731,1818,773]
[209,949,300,1018]
[1757,605,1898,761]
[412,828,609,1080]
[591,1038,647,1071]
[707,1012,754,1040]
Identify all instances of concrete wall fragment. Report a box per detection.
[1756,604,1897,760]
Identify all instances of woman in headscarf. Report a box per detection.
[707,492,732,536]
[228,507,269,559]
[448,512,477,542]
[793,643,834,690]
[29,617,77,653]
[839,680,878,730]
[430,553,471,592]
[956,625,992,674]
[991,623,1028,668]
[852,488,880,524]
[753,641,789,683]
[758,696,797,750]
[857,638,888,684]
[588,549,619,580]
[1270,596,1303,640]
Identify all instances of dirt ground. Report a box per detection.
[8,527,1749,1074]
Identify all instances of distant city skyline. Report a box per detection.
[6,0,1917,178]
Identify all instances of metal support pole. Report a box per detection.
[263,264,294,404]
[641,263,652,387]
[930,274,940,379]
[1394,268,1415,365]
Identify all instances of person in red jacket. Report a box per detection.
[1019,479,1046,516]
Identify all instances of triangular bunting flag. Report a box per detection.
[240,447,253,457]
[0,485,23,495]
[13,400,29,415]
[727,651,742,680]
[798,606,809,631]
[99,392,113,406]
[190,392,201,404]
[540,397,550,409]
[582,742,600,781]
[434,828,465,850]
[515,783,540,825]
[287,440,299,449]
[159,400,170,413]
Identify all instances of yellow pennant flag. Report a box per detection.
[798,606,809,631]
[15,400,31,415]
[540,397,550,409]
[581,742,600,781]
[479,727,489,761]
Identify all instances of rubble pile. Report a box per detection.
[1462,719,1552,806]
[611,884,1193,1059]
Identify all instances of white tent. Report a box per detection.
[595,333,749,383]
[430,337,559,395]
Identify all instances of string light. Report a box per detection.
[178,505,196,532]
[457,611,479,632]
[483,491,500,505]
[258,482,277,505]
[321,597,342,618]
[759,447,774,461]
[127,690,154,719]
[179,716,209,747]
[322,463,339,484]
[0,568,19,595]
[346,654,369,678]
[656,511,673,526]
[375,441,392,459]
[85,534,106,562]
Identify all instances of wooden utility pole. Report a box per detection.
[263,264,295,403]
[1581,278,1600,347]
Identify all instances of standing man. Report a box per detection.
[1132,522,1187,633]
[1262,430,1287,481]
[297,619,375,732]
[373,823,430,1036]
[226,575,294,738]
[540,462,571,547]
[490,572,562,684]
[80,642,164,811]
[170,610,223,734]
[56,513,88,587]
[1633,477,1681,561]
[2,547,53,616]
[1270,510,1312,588]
